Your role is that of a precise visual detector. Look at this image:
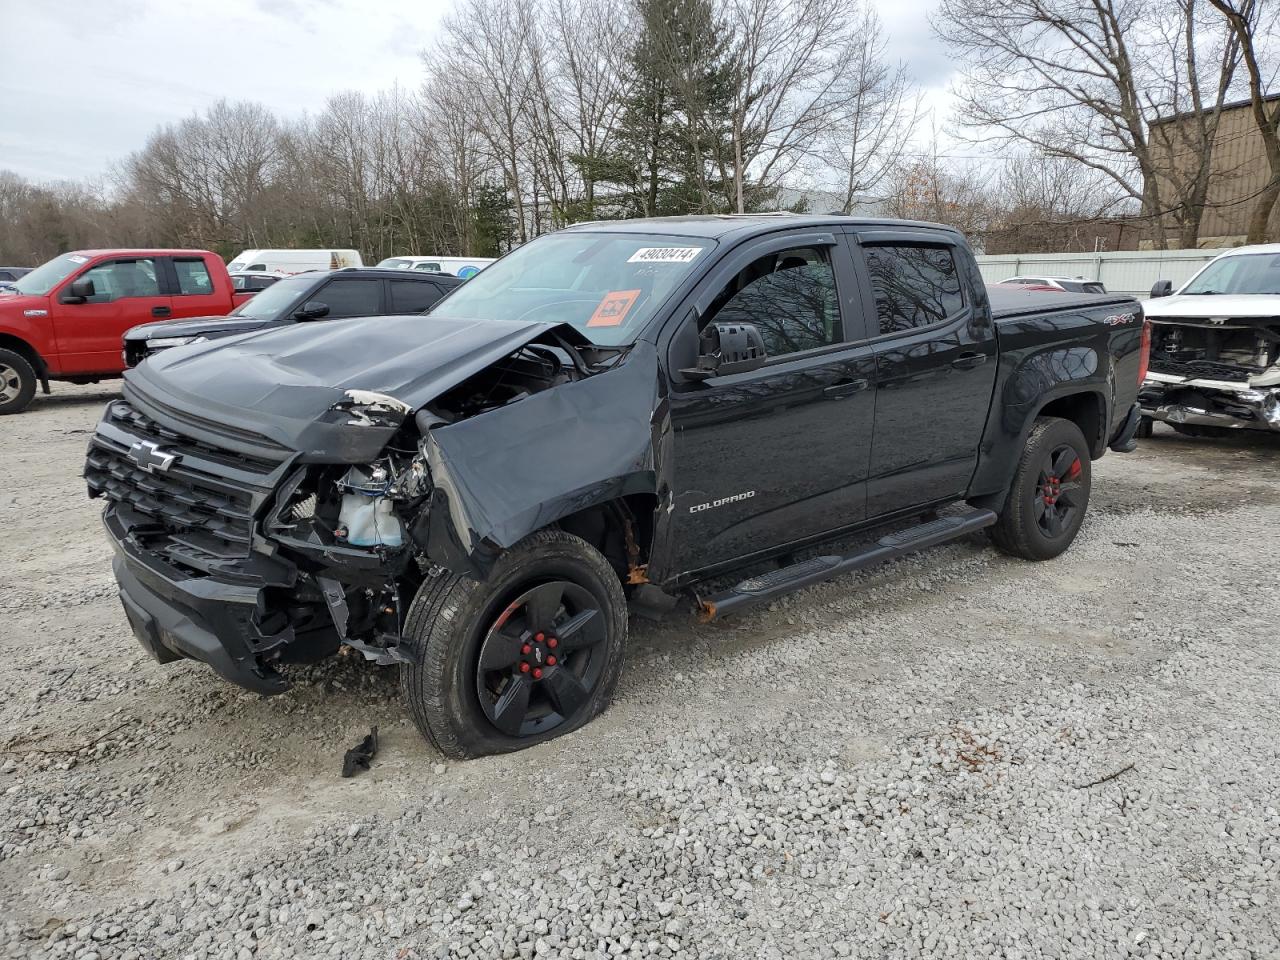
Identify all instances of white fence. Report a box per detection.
[975,249,1220,298]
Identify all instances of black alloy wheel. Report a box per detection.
[1034,443,1084,539]
[474,580,609,738]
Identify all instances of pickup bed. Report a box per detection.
[0,249,248,414]
[85,215,1147,759]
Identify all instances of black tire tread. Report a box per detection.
[400,528,626,759]
[990,416,1090,561]
[0,348,37,416]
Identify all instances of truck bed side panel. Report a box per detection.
[968,291,1143,501]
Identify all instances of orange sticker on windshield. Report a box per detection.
[587,289,641,327]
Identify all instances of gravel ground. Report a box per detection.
[1,383,1278,960]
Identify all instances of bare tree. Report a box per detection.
[934,0,1242,248]
[1208,0,1280,242]
[820,3,919,214]
[436,0,542,243]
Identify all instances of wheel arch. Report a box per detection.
[0,333,49,394]
[553,493,659,585]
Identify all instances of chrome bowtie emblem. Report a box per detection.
[128,440,178,473]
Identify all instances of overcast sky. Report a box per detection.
[0,0,956,185]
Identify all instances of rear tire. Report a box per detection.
[0,349,37,415]
[400,528,627,759]
[990,417,1092,561]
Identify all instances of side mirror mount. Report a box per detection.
[1150,280,1173,299]
[680,321,768,381]
[64,278,95,303]
[293,300,330,320]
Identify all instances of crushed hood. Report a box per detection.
[1142,293,1280,321]
[125,313,588,461]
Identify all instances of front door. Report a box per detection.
[51,257,171,374]
[667,234,877,577]
[854,235,998,517]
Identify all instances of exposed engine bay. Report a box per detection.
[1141,317,1280,432]
[240,332,645,674]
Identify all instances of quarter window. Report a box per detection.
[173,258,214,295]
[705,247,841,358]
[314,278,382,318]
[79,258,161,303]
[390,279,444,313]
[866,245,964,335]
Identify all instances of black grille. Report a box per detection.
[87,400,282,568]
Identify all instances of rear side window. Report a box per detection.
[390,279,444,313]
[865,245,964,335]
[705,246,841,358]
[315,278,382,318]
[173,258,214,296]
[412,262,443,273]
[1083,282,1106,294]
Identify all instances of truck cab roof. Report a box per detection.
[559,213,960,240]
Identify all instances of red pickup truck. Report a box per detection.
[0,249,249,414]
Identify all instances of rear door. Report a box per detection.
[851,230,997,518]
[388,277,449,314]
[50,256,171,374]
[666,230,878,576]
[164,256,229,319]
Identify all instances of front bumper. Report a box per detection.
[106,504,295,695]
[1139,372,1280,432]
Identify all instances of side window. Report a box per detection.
[864,244,964,336]
[314,278,382,318]
[79,258,161,303]
[173,258,214,296]
[389,279,443,313]
[704,246,841,358]
[412,262,443,272]
[247,262,266,271]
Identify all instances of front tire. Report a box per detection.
[400,528,627,759]
[990,417,1092,561]
[0,349,37,415]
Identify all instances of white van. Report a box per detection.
[375,255,495,279]
[227,249,363,275]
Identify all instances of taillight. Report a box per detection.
[1137,319,1151,384]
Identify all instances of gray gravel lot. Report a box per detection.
[1,383,1278,960]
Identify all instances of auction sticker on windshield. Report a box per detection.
[628,247,703,264]
[588,289,642,327]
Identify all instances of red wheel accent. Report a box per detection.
[1066,458,1082,480]
[546,656,557,666]
[532,667,543,680]
[547,637,558,649]
[519,662,531,673]
[521,643,532,654]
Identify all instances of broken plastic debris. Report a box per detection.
[341,726,378,778]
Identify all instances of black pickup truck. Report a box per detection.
[85,215,1146,759]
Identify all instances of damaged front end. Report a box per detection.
[88,319,662,694]
[1140,316,1280,432]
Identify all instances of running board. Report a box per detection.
[698,509,997,621]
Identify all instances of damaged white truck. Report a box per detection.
[1139,244,1280,436]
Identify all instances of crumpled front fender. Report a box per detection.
[411,343,668,578]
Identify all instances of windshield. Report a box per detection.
[13,253,92,296]
[1182,253,1280,296]
[230,275,314,320]
[433,232,713,345]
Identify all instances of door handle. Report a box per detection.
[151,306,171,318]
[824,378,869,399]
[951,352,986,370]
